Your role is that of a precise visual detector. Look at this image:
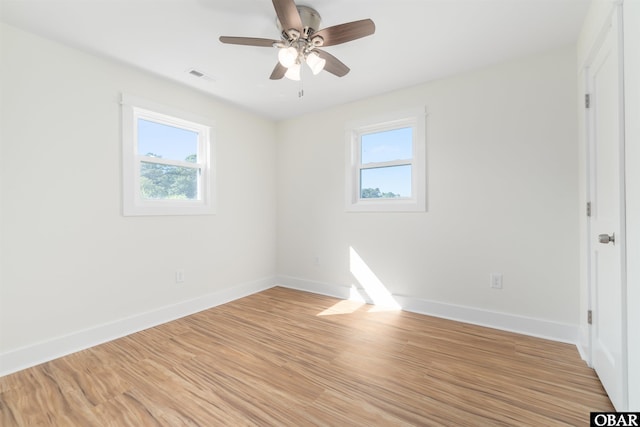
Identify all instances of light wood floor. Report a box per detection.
[1,287,613,426]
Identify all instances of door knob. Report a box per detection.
[599,233,615,244]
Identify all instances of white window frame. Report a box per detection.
[345,107,427,212]
[121,94,215,216]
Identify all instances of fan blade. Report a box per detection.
[219,36,280,47]
[312,19,375,47]
[270,63,287,80]
[272,0,302,33]
[315,50,350,77]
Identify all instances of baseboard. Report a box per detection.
[276,275,580,345]
[0,277,276,377]
[2,275,582,377]
[275,275,355,300]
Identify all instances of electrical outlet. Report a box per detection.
[176,270,185,283]
[490,273,503,289]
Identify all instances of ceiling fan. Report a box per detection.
[219,0,375,81]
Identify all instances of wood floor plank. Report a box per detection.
[0,287,613,426]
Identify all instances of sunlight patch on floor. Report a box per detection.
[350,246,401,311]
[317,247,401,316]
[317,298,365,316]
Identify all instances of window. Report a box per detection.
[346,108,426,212]
[121,94,214,216]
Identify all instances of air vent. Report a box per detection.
[187,68,215,82]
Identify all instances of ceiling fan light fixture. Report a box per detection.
[284,63,301,81]
[306,51,326,75]
[278,46,298,68]
[219,1,375,81]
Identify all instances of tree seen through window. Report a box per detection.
[140,153,198,200]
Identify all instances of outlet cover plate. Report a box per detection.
[490,273,503,289]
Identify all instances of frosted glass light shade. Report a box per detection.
[278,47,298,68]
[306,52,326,75]
[284,63,301,81]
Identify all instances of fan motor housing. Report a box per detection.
[276,5,322,38]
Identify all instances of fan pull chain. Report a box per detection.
[297,63,305,98]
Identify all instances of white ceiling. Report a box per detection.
[1,0,590,120]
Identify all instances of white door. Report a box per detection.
[587,6,627,411]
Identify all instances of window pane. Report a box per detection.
[360,165,411,198]
[140,162,198,200]
[361,127,412,164]
[137,119,198,163]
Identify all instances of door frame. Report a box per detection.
[583,1,628,410]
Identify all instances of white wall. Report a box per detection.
[623,0,640,412]
[0,24,277,370]
[277,47,579,336]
